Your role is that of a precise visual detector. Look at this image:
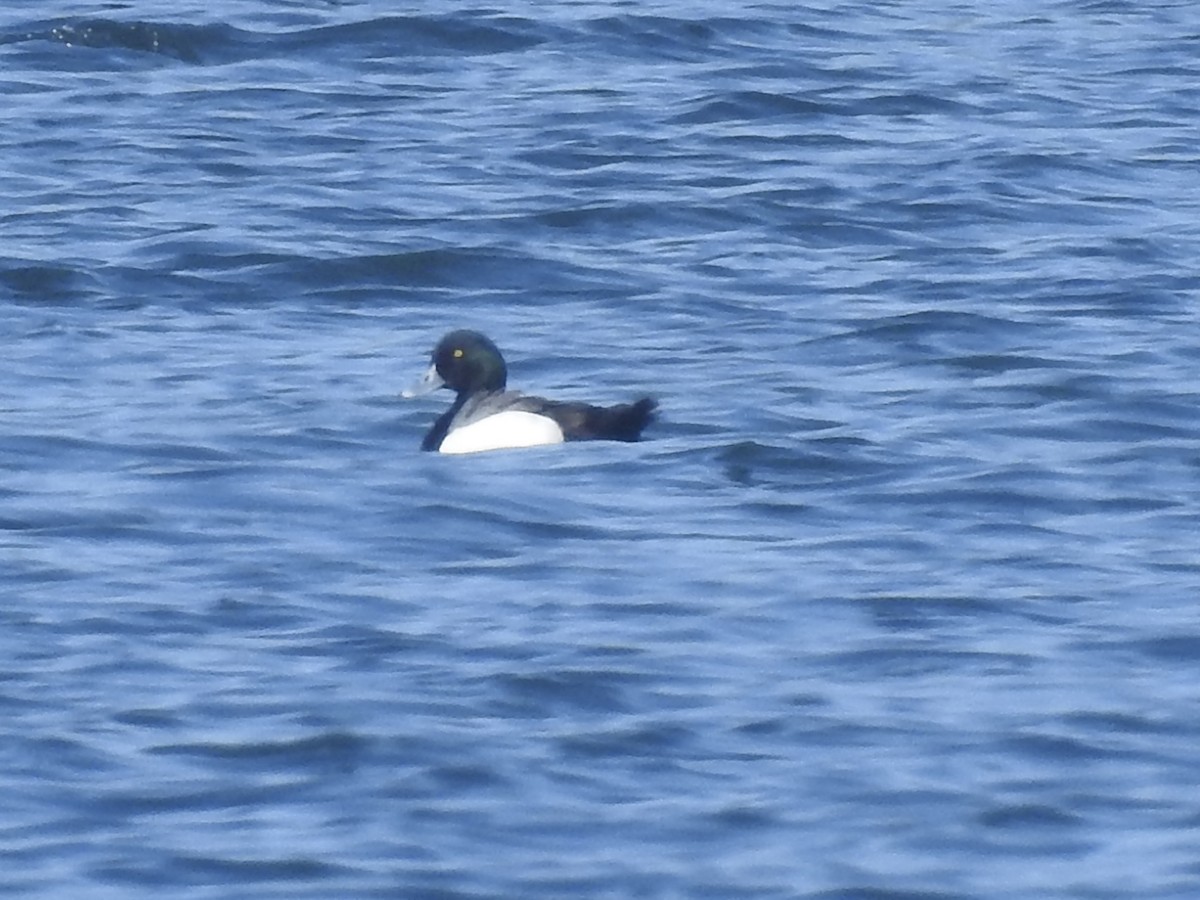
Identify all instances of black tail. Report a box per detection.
[598,397,658,442]
[548,397,658,442]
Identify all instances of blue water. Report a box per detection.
[3,2,1199,897]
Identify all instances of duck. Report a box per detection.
[403,330,657,454]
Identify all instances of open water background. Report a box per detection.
[3,2,1200,897]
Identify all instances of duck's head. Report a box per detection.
[403,329,508,397]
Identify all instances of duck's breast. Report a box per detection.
[439,409,565,454]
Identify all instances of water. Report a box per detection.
[3,2,1200,897]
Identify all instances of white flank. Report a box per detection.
[439,410,565,455]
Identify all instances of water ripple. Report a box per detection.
[4,1,1200,898]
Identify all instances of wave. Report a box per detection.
[9,14,548,66]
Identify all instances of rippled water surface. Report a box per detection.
[3,2,1200,898]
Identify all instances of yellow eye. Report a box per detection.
[453,348,464,358]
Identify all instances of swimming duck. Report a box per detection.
[404,330,657,454]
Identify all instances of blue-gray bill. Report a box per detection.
[401,363,444,398]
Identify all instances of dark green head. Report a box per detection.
[408,329,507,397]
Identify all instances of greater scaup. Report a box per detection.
[403,330,657,454]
